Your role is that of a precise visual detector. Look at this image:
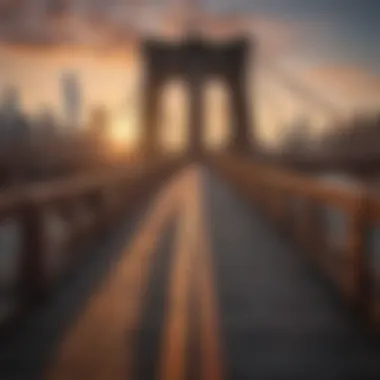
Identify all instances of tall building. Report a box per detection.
[88,106,109,139]
[36,106,58,137]
[0,86,31,152]
[0,86,22,142]
[1,86,20,115]
[61,71,82,130]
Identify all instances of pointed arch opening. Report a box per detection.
[158,79,189,155]
[203,79,231,152]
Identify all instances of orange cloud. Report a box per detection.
[300,65,380,107]
[0,8,300,69]
[155,10,298,50]
[0,42,137,67]
[0,0,302,72]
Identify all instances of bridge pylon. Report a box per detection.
[140,33,253,158]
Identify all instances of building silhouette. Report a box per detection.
[35,106,59,141]
[0,86,33,184]
[282,115,312,154]
[61,71,82,130]
[1,86,20,115]
[0,86,29,146]
[88,105,109,140]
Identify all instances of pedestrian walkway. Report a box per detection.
[1,165,379,380]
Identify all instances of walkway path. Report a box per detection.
[1,165,380,380]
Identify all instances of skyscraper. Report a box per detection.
[61,71,82,130]
[88,105,109,139]
[0,86,22,140]
[0,86,30,151]
[1,86,20,115]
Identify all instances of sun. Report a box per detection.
[108,113,139,151]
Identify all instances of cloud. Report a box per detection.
[152,10,299,51]
[0,1,136,47]
[0,1,298,61]
[305,66,380,94]
[300,65,380,107]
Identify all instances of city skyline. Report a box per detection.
[0,1,379,149]
[61,70,82,129]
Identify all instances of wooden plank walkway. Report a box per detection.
[0,165,379,380]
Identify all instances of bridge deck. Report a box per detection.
[1,165,379,380]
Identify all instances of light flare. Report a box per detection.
[108,113,139,153]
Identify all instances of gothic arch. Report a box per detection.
[159,79,190,153]
[141,36,253,157]
[203,79,231,151]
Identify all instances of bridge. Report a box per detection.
[1,9,380,380]
[0,152,379,379]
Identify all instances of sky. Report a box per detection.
[231,0,380,72]
[0,0,379,149]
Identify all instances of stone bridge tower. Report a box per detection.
[140,4,253,157]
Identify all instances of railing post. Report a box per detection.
[306,200,325,263]
[295,197,312,249]
[87,190,105,233]
[20,202,47,303]
[345,191,371,312]
[282,194,295,237]
[268,186,285,226]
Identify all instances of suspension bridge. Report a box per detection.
[1,4,380,380]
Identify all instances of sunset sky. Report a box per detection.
[0,0,379,149]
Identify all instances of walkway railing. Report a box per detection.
[0,158,184,331]
[211,154,380,331]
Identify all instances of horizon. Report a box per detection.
[0,0,379,150]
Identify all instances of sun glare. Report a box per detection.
[109,114,139,151]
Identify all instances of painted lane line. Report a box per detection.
[158,171,196,380]
[193,170,225,380]
[158,167,225,380]
[45,176,183,380]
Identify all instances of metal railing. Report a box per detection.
[211,153,380,331]
[0,157,184,330]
